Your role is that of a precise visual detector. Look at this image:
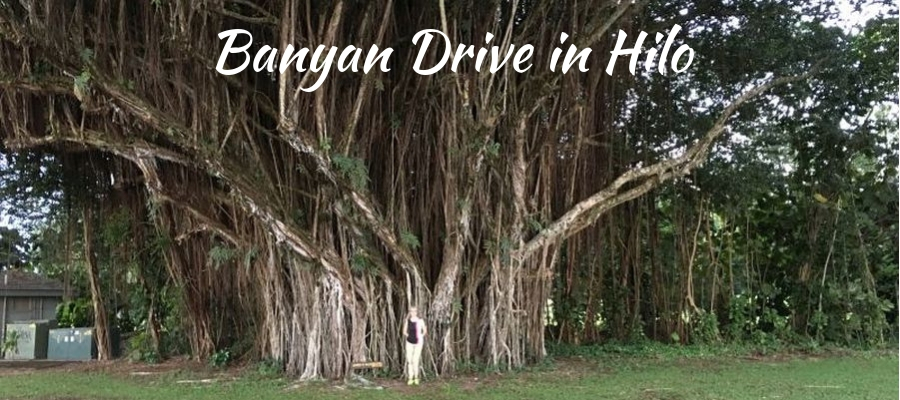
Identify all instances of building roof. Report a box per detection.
[0,269,65,297]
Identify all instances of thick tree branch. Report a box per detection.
[4,128,353,293]
[519,72,813,258]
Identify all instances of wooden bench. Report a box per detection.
[351,361,384,370]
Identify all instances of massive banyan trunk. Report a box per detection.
[0,0,805,378]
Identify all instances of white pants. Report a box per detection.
[405,341,423,379]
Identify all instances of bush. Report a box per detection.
[725,294,754,341]
[2,330,20,357]
[126,331,159,364]
[255,358,284,377]
[209,349,232,368]
[689,309,721,345]
[56,299,93,328]
[820,282,893,348]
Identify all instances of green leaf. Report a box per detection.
[332,154,369,189]
[350,253,371,273]
[485,141,501,158]
[74,71,92,91]
[208,244,237,270]
[319,136,332,152]
[79,48,95,64]
[401,230,421,250]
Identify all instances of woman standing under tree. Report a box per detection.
[404,307,426,385]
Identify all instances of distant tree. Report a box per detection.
[0,226,29,269]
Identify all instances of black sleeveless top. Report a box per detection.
[406,319,418,344]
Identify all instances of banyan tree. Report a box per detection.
[0,0,877,378]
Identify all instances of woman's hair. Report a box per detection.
[401,306,416,334]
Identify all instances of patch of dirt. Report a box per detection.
[1,397,91,400]
[65,357,206,376]
[638,389,686,400]
[550,356,610,377]
[0,360,77,376]
[0,356,215,380]
[739,348,855,363]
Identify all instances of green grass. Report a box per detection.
[0,352,896,400]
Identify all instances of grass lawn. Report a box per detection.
[0,351,896,400]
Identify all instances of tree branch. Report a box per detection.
[4,128,354,294]
[519,72,813,258]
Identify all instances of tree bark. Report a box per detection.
[82,205,112,360]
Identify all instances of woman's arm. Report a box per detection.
[418,319,427,340]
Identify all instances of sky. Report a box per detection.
[830,0,892,31]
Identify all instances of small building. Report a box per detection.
[0,269,64,340]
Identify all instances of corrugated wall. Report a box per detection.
[1,297,61,342]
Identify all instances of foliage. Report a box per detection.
[126,331,160,364]
[254,358,284,378]
[332,154,369,190]
[399,230,421,251]
[56,299,93,328]
[73,71,91,93]
[0,152,64,232]
[0,226,29,268]
[157,290,190,357]
[548,7,898,351]
[209,349,232,369]
[1,330,19,356]
[350,252,374,274]
[689,310,721,345]
[208,244,238,270]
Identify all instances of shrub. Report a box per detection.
[209,349,232,368]
[255,358,284,377]
[126,331,160,364]
[56,299,93,328]
[2,330,20,356]
[689,309,721,345]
